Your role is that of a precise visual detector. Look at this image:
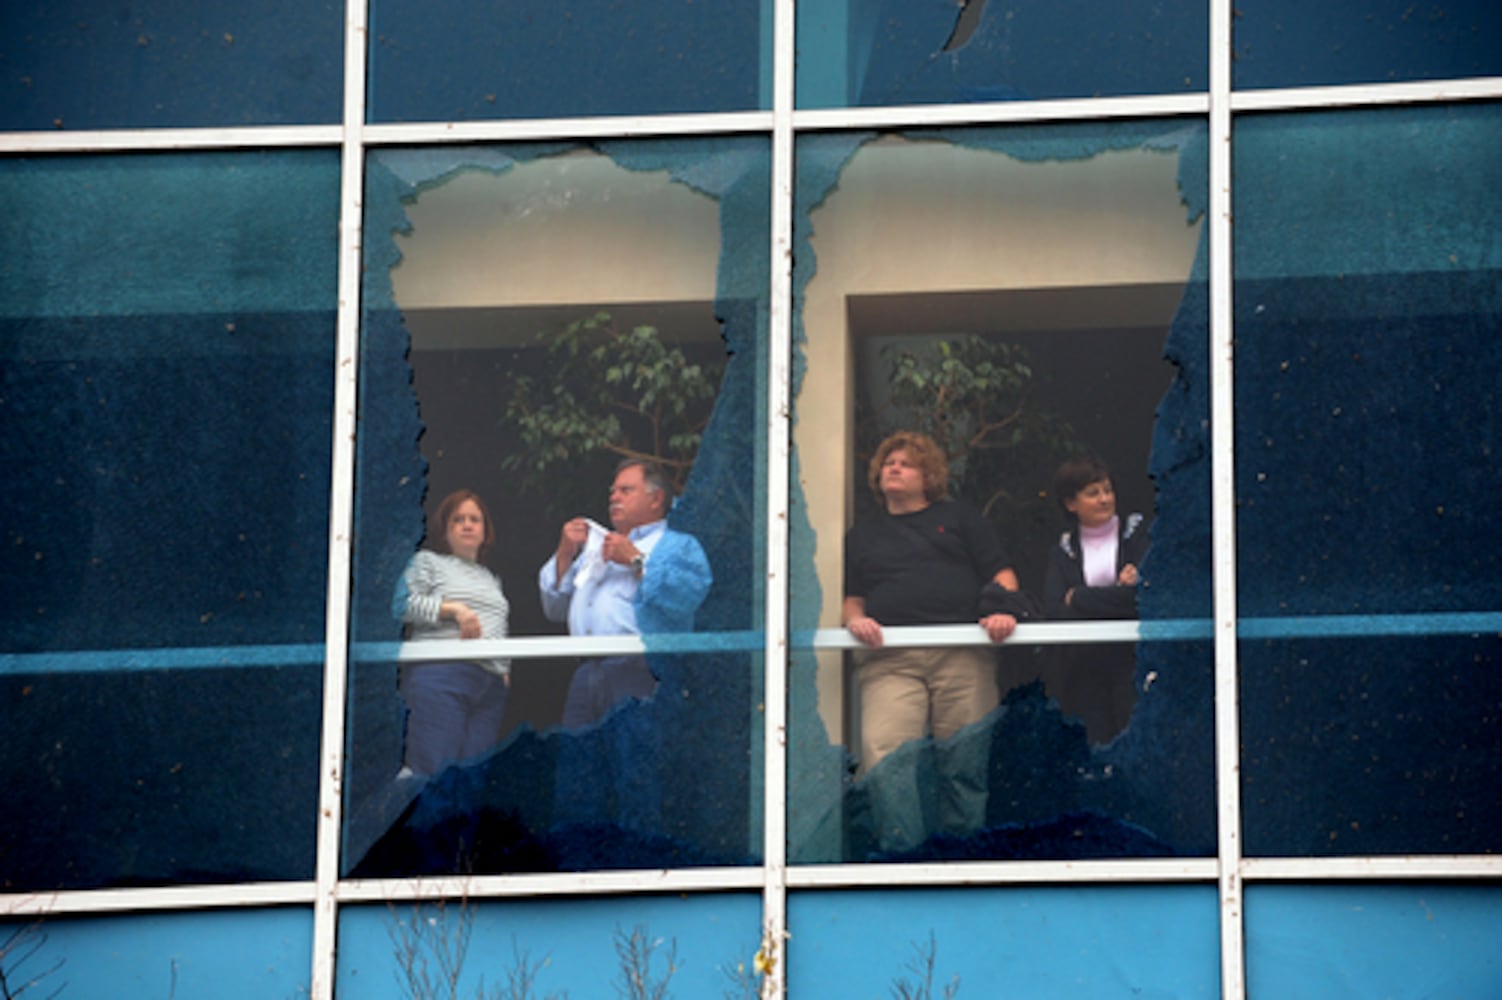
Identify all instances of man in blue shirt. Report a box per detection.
[539,458,712,727]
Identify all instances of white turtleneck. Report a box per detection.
[1079,515,1120,587]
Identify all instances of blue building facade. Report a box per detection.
[3,2,1500,996]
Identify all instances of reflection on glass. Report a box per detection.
[0,150,340,889]
[0,1,344,130]
[789,122,1214,863]
[346,141,768,875]
[368,0,768,122]
[796,0,1206,108]
[1233,2,1502,91]
[1234,104,1502,619]
[1241,636,1502,856]
[345,652,762,875]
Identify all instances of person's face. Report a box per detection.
[879,448,927,504]
[609,465,663,533]
[1065,478,1116,528]
[445,499,486,561]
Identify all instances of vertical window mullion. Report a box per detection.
[310,0,370,995]
[1209,0,1246,997]
[762,0,797,996]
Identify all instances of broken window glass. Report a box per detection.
[788,121,1216,863]
[796,0,1207,109]
[0,150,341,890]
[345,139,770,876]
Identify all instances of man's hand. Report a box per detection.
[602,532,640,567]
[1118,563,1139,586]
[555,517,590,577]
[980,613,1017,643]
[845,615,884,649]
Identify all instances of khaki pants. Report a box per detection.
[856,646,999,850]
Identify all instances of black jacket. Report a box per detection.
[1043,513,1149,620]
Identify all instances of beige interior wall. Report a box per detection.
[390,149,720,311]
[797,135,1204,742]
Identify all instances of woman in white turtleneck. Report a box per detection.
[1044,458,1148,620]
[1039,458,1149,742]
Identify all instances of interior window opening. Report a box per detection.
[345,142,769,877]
[790,128,1215,862]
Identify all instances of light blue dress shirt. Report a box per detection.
[537,519,712,637]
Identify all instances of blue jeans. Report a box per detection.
[398,660,509,775]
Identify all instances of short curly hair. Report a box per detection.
[868,431,949,503]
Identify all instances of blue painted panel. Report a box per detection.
[338,894,762,998]
[1246,884,1502,998]
[0,908,313,999]
[789,886,1221,998]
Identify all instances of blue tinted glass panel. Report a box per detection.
[0,150,340,889]
[789,122,1216,863]
[345,140,768,876]
[788,886,1220,997]
[367,0,768,122]
[338,894,761,997]
[1246,885,1502,997]
[0,908,313,999]
[1234,2,1502,90]
[796,0,1206,108]
[0,1,343,130]
[1241,635,1502,856]
[1234,104,1502,620]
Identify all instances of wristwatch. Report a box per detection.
[630,553,646,578]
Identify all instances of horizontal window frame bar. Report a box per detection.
[12,853,1500,917]
[362,111,775,146]
[0,125,343,154]
[0,881,317,918]
[4,77,1497,156]
[1229,75,1502,113]
[791,93,1209,132]
[1240,856,1502,880]
[337,867,765,904]
[6,612,1496,674]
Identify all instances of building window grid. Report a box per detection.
[2,1,1501,996]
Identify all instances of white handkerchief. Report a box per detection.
[571,518,611,589]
